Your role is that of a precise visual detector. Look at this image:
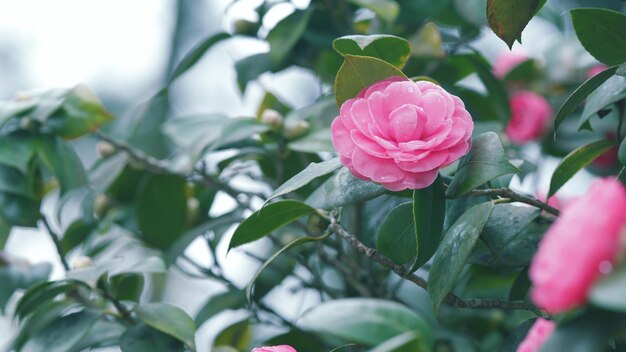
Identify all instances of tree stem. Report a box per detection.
[40,216,70,271]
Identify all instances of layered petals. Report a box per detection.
[505,91,552,144]
[330,77,474,191]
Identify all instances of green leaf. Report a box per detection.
[169,32,231,83]
[72,320,125,351]
[60,219,95,253]
[267,8,313,66]
[46,84,114,139]
[235,53,271,92]
[474,204,545,267]
[306,167,385,209]
[509,267,531,301]
[120,324,185,352]
[412,177,446,270]
[333,35,411,68]
[619,138,626,166]
[0,164,38,199]
[288,129,334,153]
[346,0,399,23]
[0,262,51,312]
[0,100,36,128]
[0,192,41,227]
[334,55,408,106]
[299,298,432,347]
[38,136,88,193]
[228,200,316,250]
[504,59,539,83]
[164,212,243,265]
[267,158,341,203]
[548,140,616,198]
[135,303,195,349]
[500,319,536,352]
[369,331,429,352]
[554,65,618,132]
[195,290,247,328]
[617,63,626,77]
[0,132,39,173]
[487,0,546,48]
[213,318,252,350]
[22,310,101,352]
[589,265,626,312]
[579,75,626,129]
[428,201,494,315]
[377,202,417,266]
[446,132,519,198]
[15,280,85,320]
[571,8,626,66]
[135,173,187,250]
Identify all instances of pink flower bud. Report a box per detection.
[493,51,529,78]
[252,346,297,352]
[516,318,556,352]
[529,178,626,314]
[331,77,474,191]
[505,91,552,144]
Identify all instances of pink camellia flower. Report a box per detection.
[516,318,556,352]
[505,91,552,144]
[529,178,626,314]
[331,77,474,191]
[536,192,563,210]
[586,64,608,79]
[252,345,297,352]
[493,51,528,78]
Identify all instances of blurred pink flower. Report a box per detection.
[493,51,529,78]
[529,178,626,314]
[331,77,474,191]
[505,91,552,144]
[586,64,608,79]
[252,346,297,352]
[516,318,556,352]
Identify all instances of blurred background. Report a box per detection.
[0,0,618,350]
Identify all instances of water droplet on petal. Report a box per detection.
[599,260,613,274]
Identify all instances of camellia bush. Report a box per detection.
[2,0,626,351]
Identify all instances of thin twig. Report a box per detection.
[40,216,70,271]
[464,188,560,216]
[328,218,540,314]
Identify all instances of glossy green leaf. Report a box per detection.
[412,177,446,270]
[228,200,316,250]
[0,164,37,199]
[579,75,626,129]
[571,8,626,66]
[288,129,334,153]
[500,319,536,352]
[376,202,416,266]
[195,290,247,328]
[267,8,313,66]
[268,158,341,203]
[299,298,433,347]
[333,35,411,68]
[0,100,36,128]
[135,303,195,349]
[15,280,85,320]
[554,65,618,132]
[306,167,385,209]
[334,55,408,106]
[120,324,185,352]
[0,192,41,227]
[346,0,399,23]
[46,84,114,140]
[589,265,626,312]
[428,201,494,315]
[509,267,531,301]
[0,262,51,312]
[169,32,231,82]
[474,204,545,268]
[446,132,519,198]
[22,310,101,352]
[548,140,616,198]
[136,173,187,250]
[487,0,546,48]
